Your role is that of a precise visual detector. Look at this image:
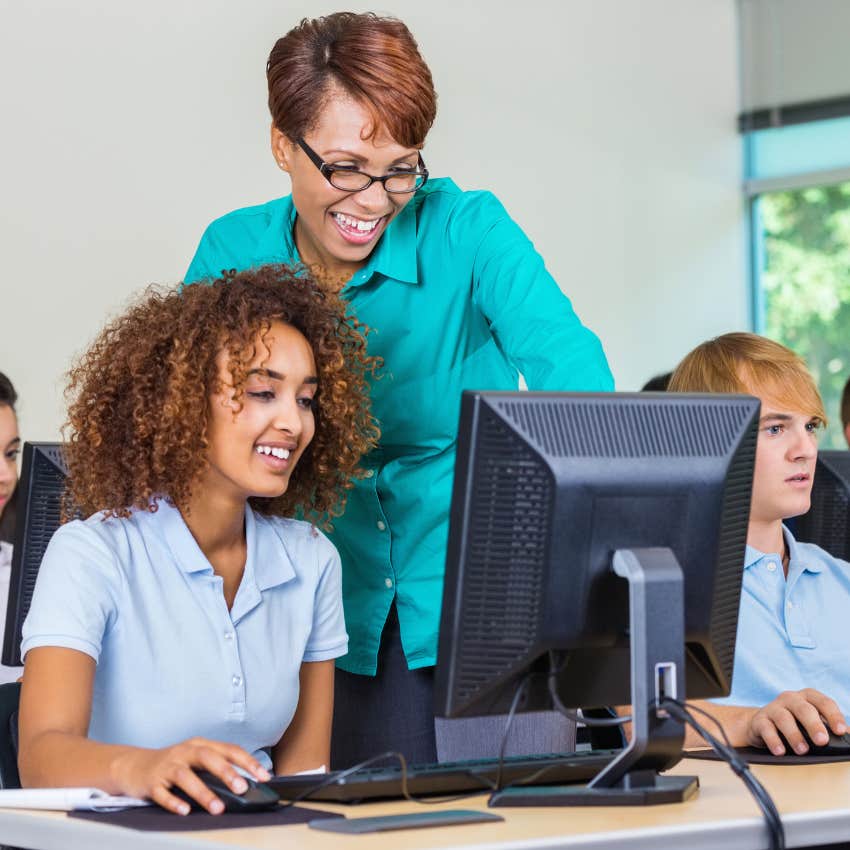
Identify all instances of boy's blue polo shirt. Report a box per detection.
[21,501,348,771]
[186,177,614,675]
[712,525,850,718]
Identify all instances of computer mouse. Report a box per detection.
[780,727,850,756]
[171,769,280,813]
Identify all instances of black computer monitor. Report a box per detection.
[435,391,759,805]
[2,443,69,667]
[795,450,850,562]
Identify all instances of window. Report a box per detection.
[746,116,850,449]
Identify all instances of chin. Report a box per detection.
[782,501,812,521]
[244,481,291,501]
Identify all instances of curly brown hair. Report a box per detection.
[63,265,380,526]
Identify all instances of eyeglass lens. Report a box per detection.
[328,169,425,193]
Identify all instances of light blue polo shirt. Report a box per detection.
[21,500,347,772]
[712,525,850,718]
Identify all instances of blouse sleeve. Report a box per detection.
[455,190,615,391]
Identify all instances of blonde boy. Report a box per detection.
[670,332,849,754]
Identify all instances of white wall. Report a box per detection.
[0,0,745,441]
[739,0,850,110]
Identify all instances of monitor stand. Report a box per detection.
[490,547,699,807]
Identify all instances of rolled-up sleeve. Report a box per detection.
[462,191,615,392]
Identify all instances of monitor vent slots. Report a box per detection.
[711,424,757,680]
[496,398,755,458]
[455,411,550,704]
[21,452,67,602]
[797,451,850,561]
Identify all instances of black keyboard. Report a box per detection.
[269,749,619,803]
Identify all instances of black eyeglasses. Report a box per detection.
[297,138,428,194]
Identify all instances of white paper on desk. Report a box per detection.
[0,787,151,811]
[293,765,327,776]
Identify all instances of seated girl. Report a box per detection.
[17,265,378,814]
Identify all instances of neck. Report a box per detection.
[747,517,785,558]
[180,482,246,569]
[293,217,363,287]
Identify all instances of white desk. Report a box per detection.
[2,759,850,850]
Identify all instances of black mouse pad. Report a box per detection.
[69,804,343,831]
[685,747,850,765]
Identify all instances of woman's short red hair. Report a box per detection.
[267,12,437,148]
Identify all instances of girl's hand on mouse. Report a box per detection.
[747,689,846,755]
[110,737,272,815]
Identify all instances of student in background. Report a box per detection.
[18,267,379,813]
[0,372,23,684]
[669,333,848,754]
[640,371,672,392]
[841,375,850,448]
[0,372,20,563]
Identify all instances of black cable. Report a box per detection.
[278,749,497,807]
[279,662,624,809]
[275,750,404,808]
[659,698,785,850]
[493,672,534,790]
[547,650,631,727]
[278,671,598,808]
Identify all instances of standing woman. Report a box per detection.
[186,12,614,767]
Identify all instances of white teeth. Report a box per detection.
[333,212,379,231]
[256,445,291,459]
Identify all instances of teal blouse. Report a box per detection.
[186,177,614,675]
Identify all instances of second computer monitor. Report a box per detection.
[2,443,69,668]
[795,450,850,563]
[435,391,759,720]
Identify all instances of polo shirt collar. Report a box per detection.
[785,523,823,574]
[250,511,298,591]
[743,523,823,574]
[156,498,298,588]
[157,499,213,575]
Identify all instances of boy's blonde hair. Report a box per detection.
[669,332,827,424]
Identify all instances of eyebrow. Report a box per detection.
[4,437,20,451]
[758,412,821,425]
[248,368,318,385]
[323,148,419,166]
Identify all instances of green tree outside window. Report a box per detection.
[760,181,850,449]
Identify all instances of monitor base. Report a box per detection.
[488,773,699,807]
